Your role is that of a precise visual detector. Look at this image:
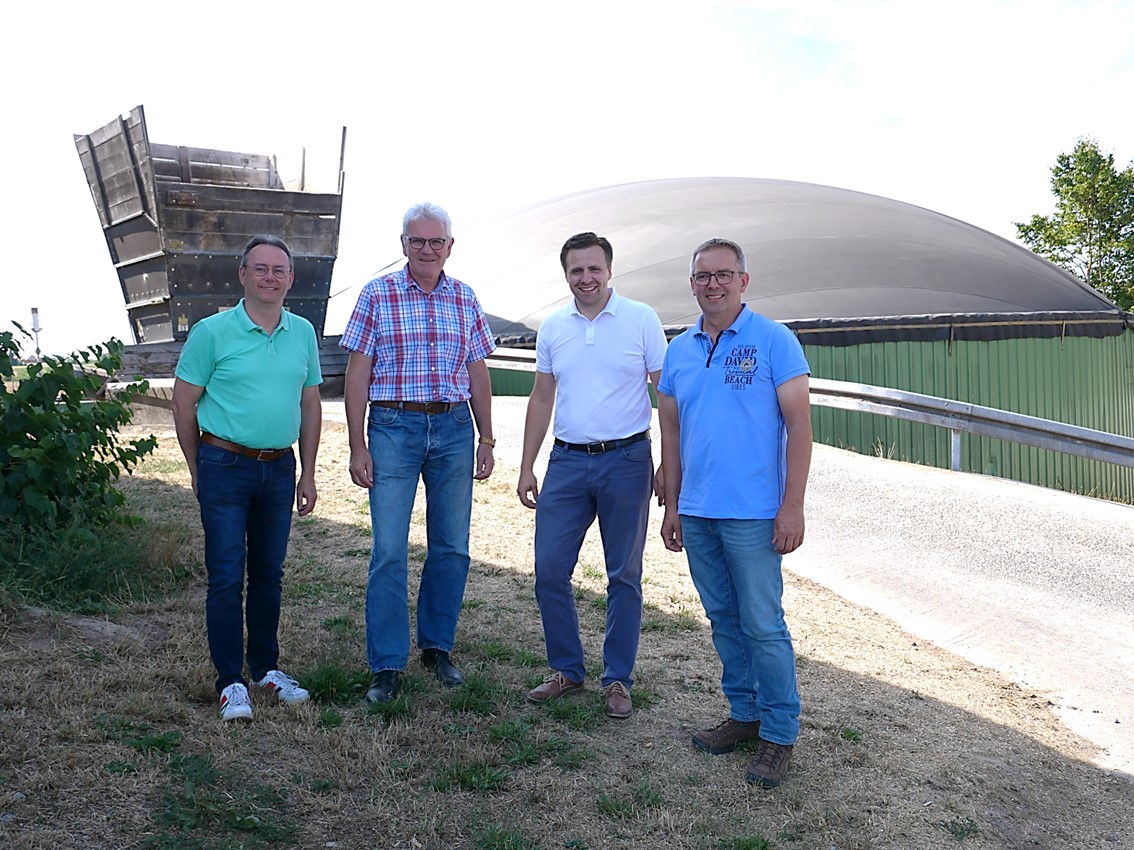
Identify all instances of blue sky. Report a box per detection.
[2,0,1131,354]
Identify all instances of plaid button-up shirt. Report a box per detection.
[340,266,496,402]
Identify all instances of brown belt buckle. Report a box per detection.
[423,402,447,414]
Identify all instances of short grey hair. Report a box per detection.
[403,202,452,237]
[690,237,746,276]
[241,234,292,267]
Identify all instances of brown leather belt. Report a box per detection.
[554,430,649,454]
[372,400,456,414]
[200,431,290,461]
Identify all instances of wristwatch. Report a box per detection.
[479,437,496,448]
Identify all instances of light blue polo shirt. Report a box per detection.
[176,300,322,449]
[658,306,809,519]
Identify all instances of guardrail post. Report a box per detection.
[951,429,961,471]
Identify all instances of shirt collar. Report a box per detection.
[569,286,621,319]
[694,304,751,339]
[400,264,451,293]
[234,298,291,333]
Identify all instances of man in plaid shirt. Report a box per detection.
[341,202,496,704]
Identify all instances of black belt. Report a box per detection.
[554,430,649,455]
[200,431,289,461]
[372,400,456,414]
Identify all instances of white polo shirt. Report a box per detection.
[536,288,667,443]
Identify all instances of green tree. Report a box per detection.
[0,324,156,528]
[1016,139,1134,310]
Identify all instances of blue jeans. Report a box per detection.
[196,443,296,695]
[365,403,474,672]
[533,440,652,687]
[680,516,800,745]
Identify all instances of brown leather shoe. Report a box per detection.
[691,718,762,754]
[603,682,633,718]
[745,739,793,787]
[527,672,583,704]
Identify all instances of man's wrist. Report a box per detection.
[479,436,496,448]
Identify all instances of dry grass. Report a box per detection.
[1,423,1131,850]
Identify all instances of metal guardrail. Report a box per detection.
[488,347,1134,471]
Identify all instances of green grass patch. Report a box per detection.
[544,698,604,731]
[937,817,981,842]
[367,693,414,722]
[487,719,531,743]
[431,763,510,792]
[473,822,538,850]
[446,672,511,715]
[144,779,297,847]
[320,615,359,639]
[318,709,344,728]
[166,753,219,785]
[303,663,369,706]
[597,781,664,819]
[838,725,864,743]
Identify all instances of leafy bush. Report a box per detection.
[0,324,156,528]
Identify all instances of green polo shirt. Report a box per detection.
[176,300,322,449]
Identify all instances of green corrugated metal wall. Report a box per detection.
[488,329,1134,500]
[804,331,1134,500]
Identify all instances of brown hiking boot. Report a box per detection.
[527,672,583,704]
[691,718,762,754]
[745,739,793,787]
[603,682,632,718]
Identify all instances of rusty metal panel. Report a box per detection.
[76,105,344,345]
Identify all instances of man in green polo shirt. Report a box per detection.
[171,234,322,722]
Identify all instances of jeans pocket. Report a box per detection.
[197,443,238,466]
[369,405,399,427]
[619,439,652,463]
[449,401,472,425]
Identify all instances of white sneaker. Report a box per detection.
[219,683,253,721]
[252,669,310,704]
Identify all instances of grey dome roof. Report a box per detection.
[454,177,1123,344]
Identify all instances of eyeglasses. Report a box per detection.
[404,236,449,252]
[246,264,292,279]
[692,270,739,287]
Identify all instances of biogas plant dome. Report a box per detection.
[457,177,1127,346]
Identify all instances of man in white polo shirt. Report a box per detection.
[517,231,667,719]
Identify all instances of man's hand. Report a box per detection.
[660,509,683,552]
[772,503,805,554]
[296,474,317,517]
[474,444,495,480]
[517,470,539,509]
[653,465,665,507]
[349,446,373,489]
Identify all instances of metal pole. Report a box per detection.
[30,307,42,359]
[951,429,961,471]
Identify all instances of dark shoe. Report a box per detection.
[745,739,793,788]
[603,682,633,719]
[527,671,584,704]
[692,718,762,754]
[421,649,464,687]
[366,670,401,704]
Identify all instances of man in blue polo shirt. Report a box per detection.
[658,237,812,787]
[517,231,667,719]
[171,235,322,722]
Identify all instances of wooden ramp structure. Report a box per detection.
[75,105,345,345]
